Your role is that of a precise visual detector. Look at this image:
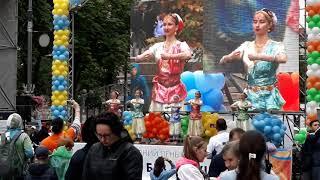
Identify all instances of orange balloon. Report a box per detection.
[307,113,317,121]
[308,76,318,84]
[308,45,315,52]
[306,5,312,12]
[307,82,313,89]
[309,10,316,17]
[315,82,320,90]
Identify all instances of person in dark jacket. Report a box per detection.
[302,120,320,180]
[25,146,58,180]
[82,112,143,180]
[65,117,99,180]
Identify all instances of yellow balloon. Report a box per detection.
[54,3,61,9]
[53,100,60,106]
[60,3,68,10]
[53,70,61,76]
[61,35,69,41]
[51,96,56,102]
[53,0,58,4]
[53,91,60,96]
[56,30,64,36]
[59,65,66,71]
[61,0,69,5]
[61,100,67,106]
[57,9,64,15]
[212,113,219,120]
[64,29,70,36]
[62,9,69,16]
[62,71,68,77]
[63,41,69,47]
[62,90,68,96]
[52,65,57,71]
[52,9,57,15]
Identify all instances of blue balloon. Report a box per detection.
[53,80,60,86]
[53,110,60,116]
[186,89,198,101]
[257,120,266,130]
[208,73,225,90]
[264,126,272,134]
[58,85,65,91]
[53,55,58,60]
[200,105,214,112]
[61,110,67,116]
[181,71,196,90]
[272,126,281,133]
[279,129,285,136]
[61,15,68,20]
[53,45,58,50]
[63,51,69,57]
[203,89,223,110]
[194,71,211,93]
[52,85,57,91]
[57,105,64,111]
[58,46,67,52]
[51,106,57,111]
[58,76,65,81]
[273,133,282,142]
[59,55,66,60]
[252,119,259,128]
[54,25,60,30]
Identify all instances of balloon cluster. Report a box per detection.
[181,71,225,112]
[122,111,133,125]
[143,113,169,141]
[252,113,286,145]
[276,72,299,111]
[306,1,320,127]
[180,116,189,138]
[124,125,136,141]
[51,0,70,120]
[294,128,307,144]
[202,112,218,137]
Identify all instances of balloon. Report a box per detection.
[203,89,223,110]
[181,71,196,90]
[264,126,272,134]
[200,105,214,112]
[272,126,281,133]
[186,89,198,101]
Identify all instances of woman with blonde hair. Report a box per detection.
[176,136,209,180]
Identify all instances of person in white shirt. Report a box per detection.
[207,118,229,159]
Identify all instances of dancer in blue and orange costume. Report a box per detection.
[131,13,192,112]
[103,90,122,117]
[128,89,145,143]
[220,8,287,111]
[185,91,203,136]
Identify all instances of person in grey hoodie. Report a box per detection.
[150,157,176,180]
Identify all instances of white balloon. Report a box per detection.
[313,27,320,35]
[308,34,316,41]
[316,69,320,77]
[311,63,319,71]
[307,28,312,35]
[308,65,311,70]
[307,70,315,76]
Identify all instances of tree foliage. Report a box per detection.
[17,0,132,98]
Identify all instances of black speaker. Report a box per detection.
[16,96,33,122]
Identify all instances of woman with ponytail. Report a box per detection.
[219,130,279,180]
[176,136,209,180]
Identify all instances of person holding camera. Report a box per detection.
[150,156,176,180]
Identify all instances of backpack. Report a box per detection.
[0,131,23,178]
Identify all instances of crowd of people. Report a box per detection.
[0,105,285,180]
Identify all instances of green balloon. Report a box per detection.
[307,95,314,102]
[299,129,307,135]
[314,15,320,23]
[307,88,318,97]
[316,58,320,65]
[312,51,320,59]
[307,16,312,23]
[309,21,316,28]
[308,57,316,65]
[315,94,320,103]
[307,53,312,59]
[317,21,320,28]
[294,134,303,142]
